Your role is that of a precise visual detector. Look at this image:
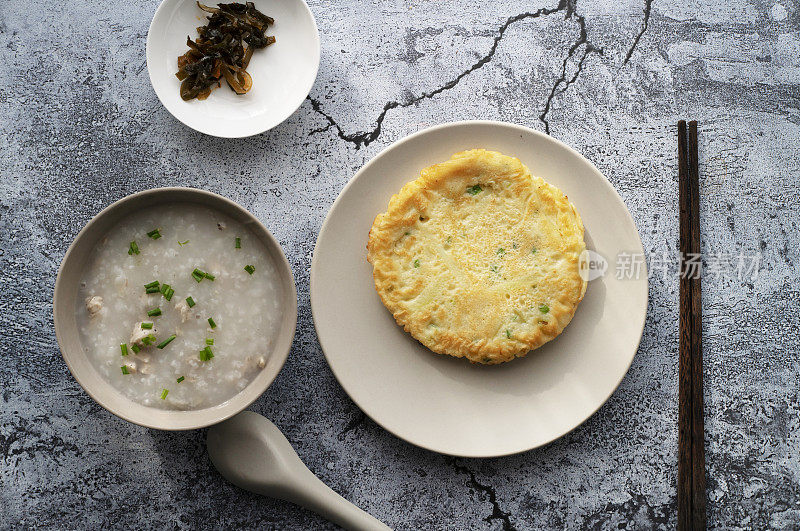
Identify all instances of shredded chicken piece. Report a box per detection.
[130,323,154,346]
[174,300,191,323]
[85,296,103,317]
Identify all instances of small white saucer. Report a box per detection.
[146,0,320,137]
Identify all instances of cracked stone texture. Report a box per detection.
[1,0,798,528]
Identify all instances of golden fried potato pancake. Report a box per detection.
[367,149,586,364]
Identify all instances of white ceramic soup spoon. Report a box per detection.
[207,411,391,530]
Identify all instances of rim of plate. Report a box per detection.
[311,120,649,457]
[146,0,320,138]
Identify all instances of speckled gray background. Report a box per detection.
[1,0,798,528]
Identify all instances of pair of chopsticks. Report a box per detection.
[677,121,706,530]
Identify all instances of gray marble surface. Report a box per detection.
[1,0,798,528]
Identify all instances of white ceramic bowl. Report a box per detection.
[53,188,298,430]
[146,0,320,137]
[312,121,648,457]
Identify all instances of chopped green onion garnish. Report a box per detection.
[157,335,176,349]
[531,247,537,254]
[120,344,128,356]
[131,344,141,354]
[121,365,130,375]
[244,265,255,275]
[178,240,189,246]
[204,272,215,281]
[128,241,140,255]
[235,237,241,249]
[208,317,217,329]
[144,280,160,289]
[147,308,162,317]
[539,303,549,314]
[177,376,185,383]
[141,322,154,330]
[497,248,506,256]
[206,338,214,345]
[467,184,482,195]
[185,296,196,308]
[199,346,214,361]
[142,334,156,345]
[160,283,171,295]
[164,287,175,301]
[413,259,420,268]
[505,329,511,339]
[192,269,205,282]
[147,228,162,240]
[146,286,160,294]
[160,389,168,400]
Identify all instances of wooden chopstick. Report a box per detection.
[677,121,692,530]
[687,122,706,530]
[677,120,706,530]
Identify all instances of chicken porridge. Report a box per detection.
[76,203,281,410]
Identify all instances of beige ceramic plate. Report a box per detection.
[311,121,648,457]
[54,188,297,430]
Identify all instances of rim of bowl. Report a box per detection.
[145,0,321,138]
[53,187,298,430]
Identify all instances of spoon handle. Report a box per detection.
[282,469,391,531]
